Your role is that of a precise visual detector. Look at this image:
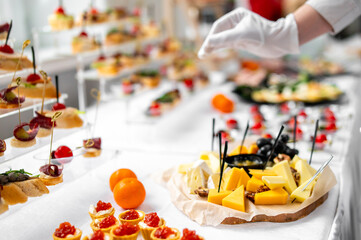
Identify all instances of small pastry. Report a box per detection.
[131,70,160,88]
[118,209,145,225]
[110,222,140,240]
[105,28,132,46]
[82,230,111,240]
[141,22,160,37]
[150,226,180,240]
[139,212,165,240]
[83,137,101,158]
[45,104,83,129]
[89,200,115,220]
[0,87,25,109]
[121,79,135,95]
[146,89,181,116]
[91,55,121,76]
[10,123,39,148]
[155,39,181,58]
[48,5,74,31]
[9,74,57,99]
[53,222,82,240]
[0,139,5,157]
[39,164,63,186]
[106,7,128,21]
[77,7,108,26]
[0,44,33,71]
[72,31,100,54]
[90,215,119,233]
[180,229,203,240]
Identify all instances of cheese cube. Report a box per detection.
[186,166,206,194]
[246,176,264,192]
[208,189,232,205]
[272,161,297,194]
[294,159,313,185]
[290,178,317,202]
[199,151,211,160]
[222,168,250,191]
[248,144,259,154]
[177,163,194,174]
[262,176,285,190]
[254,188,288,205]
[248,169,276,179]
[229,145,248,156]
[222,185,246,212]
[291,155,316,176]
[192,160,212,178]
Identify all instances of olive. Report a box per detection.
[280,134,290,143]
[259,145,272,155]
[285,148,299,158]
[256,138,272,148]
[274,141,286,153]
[266,150,277,160]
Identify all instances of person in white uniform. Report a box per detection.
[198,0,361,59]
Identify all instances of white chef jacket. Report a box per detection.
[307,0,361,34]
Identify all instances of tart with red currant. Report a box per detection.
[90,215,119,233]
[89,200,115,220]
[139,212,165,240]
[150,226,180,240]
[110,222,140,240]
[53,222,82,240]
[119,209,145,225]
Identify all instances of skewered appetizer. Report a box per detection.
[0,43,32,71]
[53,222,82,240]
[39,163,63,186]
[10,122,39,148]
[89,200,115,220]
[104,26,140,46]
[77,7,108,26]
[142,22,160,37]
[0,86,25,109]
[72,31,100,54]
[110,222,140,240]
[131,70,160,88]
[30,111,54,137]
[91,55,121,76]
[0,169,49,210]
[9,73,57,98]
[146,89,181,117]
[48,5,74,31]
[151,226,181,240]
[44,102,83,129]
[0,139,5,157]
[83,137,102,158]
[0,22,10,40]
[121,79,135,95]
[182,72,209,92]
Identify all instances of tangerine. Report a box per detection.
[211,94,234,113]
[109,169,137,192]
[113,178,146,209]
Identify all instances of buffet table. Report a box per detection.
[0,72,360,239]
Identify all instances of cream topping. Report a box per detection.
[89,204,114,216]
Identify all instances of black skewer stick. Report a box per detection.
[240,120,249,153]
[218,133,222,175]
[55,75,59,103]
[5,20,12,46]
[31,46,36,75]
[264,125,285,169]
[309,119,319,165]
[218,141,228,193]
[211,118,215,151]
[293,115,297,149]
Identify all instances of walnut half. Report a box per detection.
[194,187,209,197]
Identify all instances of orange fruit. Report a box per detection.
[211,94,234,113]
[109,169,137,192]
[113,178,146,209]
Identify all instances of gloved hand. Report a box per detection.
[198,8,300,59]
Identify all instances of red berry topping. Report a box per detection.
[90,8,99,14]
[181,228,202,240]
[262,133,273,139]
[98,215,117,229]
[252,113,263,123]
[250,105,259,114]
[26,73,42,83]
[89,230,104,240]
[325,122,337,131]
[183,78,194,90]
[55,6,65,14]
[95,200,112,212]
[154,227,175,239]
[54,145,73,159]
[324,107,333,115]
[97,55,106,61]
[288,118,299,128]
[52,103,67,111]
[79,31,88,37]
[113,223,139,236]
[226,118,238,129]
[315,134,327,143]
[144,212,160,228]
[149,103,161,116]
[251,122,263,130]
[325,114,336,122]
[121,209,140,220]
[54,222,76,238]
[133,8,141,17]
[280,103,289,113]
[131,25,140,35]
[298,109,307,118]
[0,45,14,54]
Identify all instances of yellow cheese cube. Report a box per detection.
[208,152,227,173]
[177,163,194,174]
[249,169,276,179]
[291,155,317,176]
[246,176,264,192]
[254,188,288,205]
[290,178,317,203]
[248,144,259,154]
[295,159,314,185]
[272,161,297,194]
[222,185,246,212]
[199,151,211,160]
[229,146,248,156]
[262,176,286,190]
[207,189,232,205]
[222,168,250,191]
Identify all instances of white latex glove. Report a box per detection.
[198,8,300,59]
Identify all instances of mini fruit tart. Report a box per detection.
[53,222,82,240]
[180,228,204,240]
[89,200,115,220]
[118,209,145,225]
[90,215,119,233]
[139,212,165,240]
[82,230,111,240]
[151,226,180,240]
[110,222,140,240]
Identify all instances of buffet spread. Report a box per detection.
[0,3,360,240]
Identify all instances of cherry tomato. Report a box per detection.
[0,45,14,54]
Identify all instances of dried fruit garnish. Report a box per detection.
[29,112,54,129]
[13,123,39,141]
[0,87,25,104]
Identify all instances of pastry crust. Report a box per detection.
[111,228,140,240]
[45,108,83,129]
[0,52,32,71]
[90,219,119,233]
[10,138,36,148]
[0,199,9,214]
[1,184,28,205]
[39,174,63,186]
[52,229,82,240]
[36,128,51,138]
[13,179,49,197]
[82,232,111,240]
[0,102,20,109]
[83,149,101,158]
[140,218,165,240]
[150,227,180,240]
[142,76,161,88]
[15,84,57,99]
